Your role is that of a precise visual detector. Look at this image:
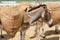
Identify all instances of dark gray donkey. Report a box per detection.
[25,4,51,40]
[39,4,60,34]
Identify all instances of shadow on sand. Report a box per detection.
[41,30,60,40]
[41,37,59,40]
[44,30,60,36]
[0,34,12,40]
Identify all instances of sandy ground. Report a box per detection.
[0,24,60,40]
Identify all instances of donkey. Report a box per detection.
[34,3,60,38]
[25,4,51,39]
[0,2,34,38]
[20,4,46,40]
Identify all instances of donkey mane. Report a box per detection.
[28,4,46,12]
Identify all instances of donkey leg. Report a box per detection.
[55,26,58,34]
[1,28,4,38]
[20,31,25,40]
[20,31,22,40]
[41,27,45,38]
[0,25,4,38]
[20,24,27,40]
[22,31,25,40]
[40,22,46,38]
[35,22,41,40]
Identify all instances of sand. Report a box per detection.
[0,23,60,40]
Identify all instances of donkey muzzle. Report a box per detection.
[48,23,53,27]
[48,19,53,27]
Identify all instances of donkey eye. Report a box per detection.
[48,12,50,15]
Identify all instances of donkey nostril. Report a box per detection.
[49,13,50,14]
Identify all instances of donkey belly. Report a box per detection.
[1,15,22,37]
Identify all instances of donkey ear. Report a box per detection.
[26,7,44,17]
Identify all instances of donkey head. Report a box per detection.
[40,4,53,27]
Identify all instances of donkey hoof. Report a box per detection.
[41,35,46,38]
[40,35,46,38]
[55,30,58,34]
[1,35,4,38]
[55,31,58,34]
